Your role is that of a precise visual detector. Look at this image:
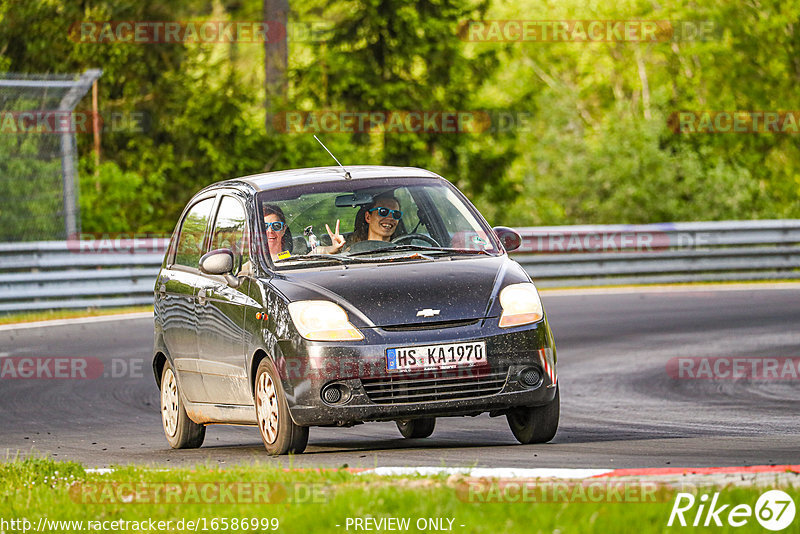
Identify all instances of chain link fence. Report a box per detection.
[0,69,101,242]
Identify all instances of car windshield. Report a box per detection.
[255,177,500,270]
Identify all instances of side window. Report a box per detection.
[211,196,250,275]
[394,187,422,233]
[424,186,495,251]
[174,197,215,267]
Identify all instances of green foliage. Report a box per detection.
[467,0,800,225]
[78,158,155,233]
[291,0,507,197]
[0,0,799,235]
[0,133,64,241]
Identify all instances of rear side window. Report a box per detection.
[211,196,249,275]
[174,197,215,267]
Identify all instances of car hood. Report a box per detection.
[268,255,531,328]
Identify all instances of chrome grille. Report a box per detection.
[361,366,509,404]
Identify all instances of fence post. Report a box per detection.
[57,69,103,238]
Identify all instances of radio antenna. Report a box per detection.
[314,135,352,180]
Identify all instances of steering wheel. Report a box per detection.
[391,233,441,247]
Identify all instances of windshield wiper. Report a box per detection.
[347,244,492,257]
[273,254,367,267]
[346,244,444,257]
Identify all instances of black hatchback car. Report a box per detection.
[153,166,558,454]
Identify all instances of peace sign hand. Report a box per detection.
[325,219,345,253]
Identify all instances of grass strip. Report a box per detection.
[0,458,797,533]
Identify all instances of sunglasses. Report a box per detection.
[264,221,285,232]
[368,207,403,220]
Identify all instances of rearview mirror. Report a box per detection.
[335,192,374,207]
[493,226,522,252]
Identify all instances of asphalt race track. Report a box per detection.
[1,286,799,469]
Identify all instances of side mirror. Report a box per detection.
[200,248,234,275]
[200,249,242,288]
[493,226,522,252]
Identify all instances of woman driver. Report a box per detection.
[321,193,401,254]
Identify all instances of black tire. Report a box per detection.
[254,358,309,455]
[160,362,205,449]
[506,386,560,444]
[396,418,436,439]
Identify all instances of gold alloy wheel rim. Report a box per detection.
[161,368,179,437]
[256,371,279,444]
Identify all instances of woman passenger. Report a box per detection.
[262,204,292,260]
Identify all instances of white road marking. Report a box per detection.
[0,312,153,332]
[360,467,613,478]
[540,282,800,297]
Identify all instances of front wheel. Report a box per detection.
[506,386,560,444]
[396,418,436,439]
[160,362,205,449]
[254,358,309,455]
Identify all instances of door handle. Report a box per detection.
[197,288,207,306]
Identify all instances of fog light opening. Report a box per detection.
[519,367,543,388]
[321,383,351,404]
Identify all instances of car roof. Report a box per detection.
[220,165,443,192]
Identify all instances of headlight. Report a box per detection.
[287,301,364,341]
[498,283,544,328]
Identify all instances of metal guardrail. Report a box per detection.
[0,240,165,313]
[0,220,798,312]
[513,220,800,287]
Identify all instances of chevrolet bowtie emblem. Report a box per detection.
[416,309,440,318]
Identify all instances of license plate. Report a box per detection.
[386,341,487,372]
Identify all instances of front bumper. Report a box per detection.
[274,318,557,426]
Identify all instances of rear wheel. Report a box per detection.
[506,386,560,444]
[160,362,205,449]
[255,358,308,455]
[396,418,436,439]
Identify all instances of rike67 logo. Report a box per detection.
[668,490,796,530]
